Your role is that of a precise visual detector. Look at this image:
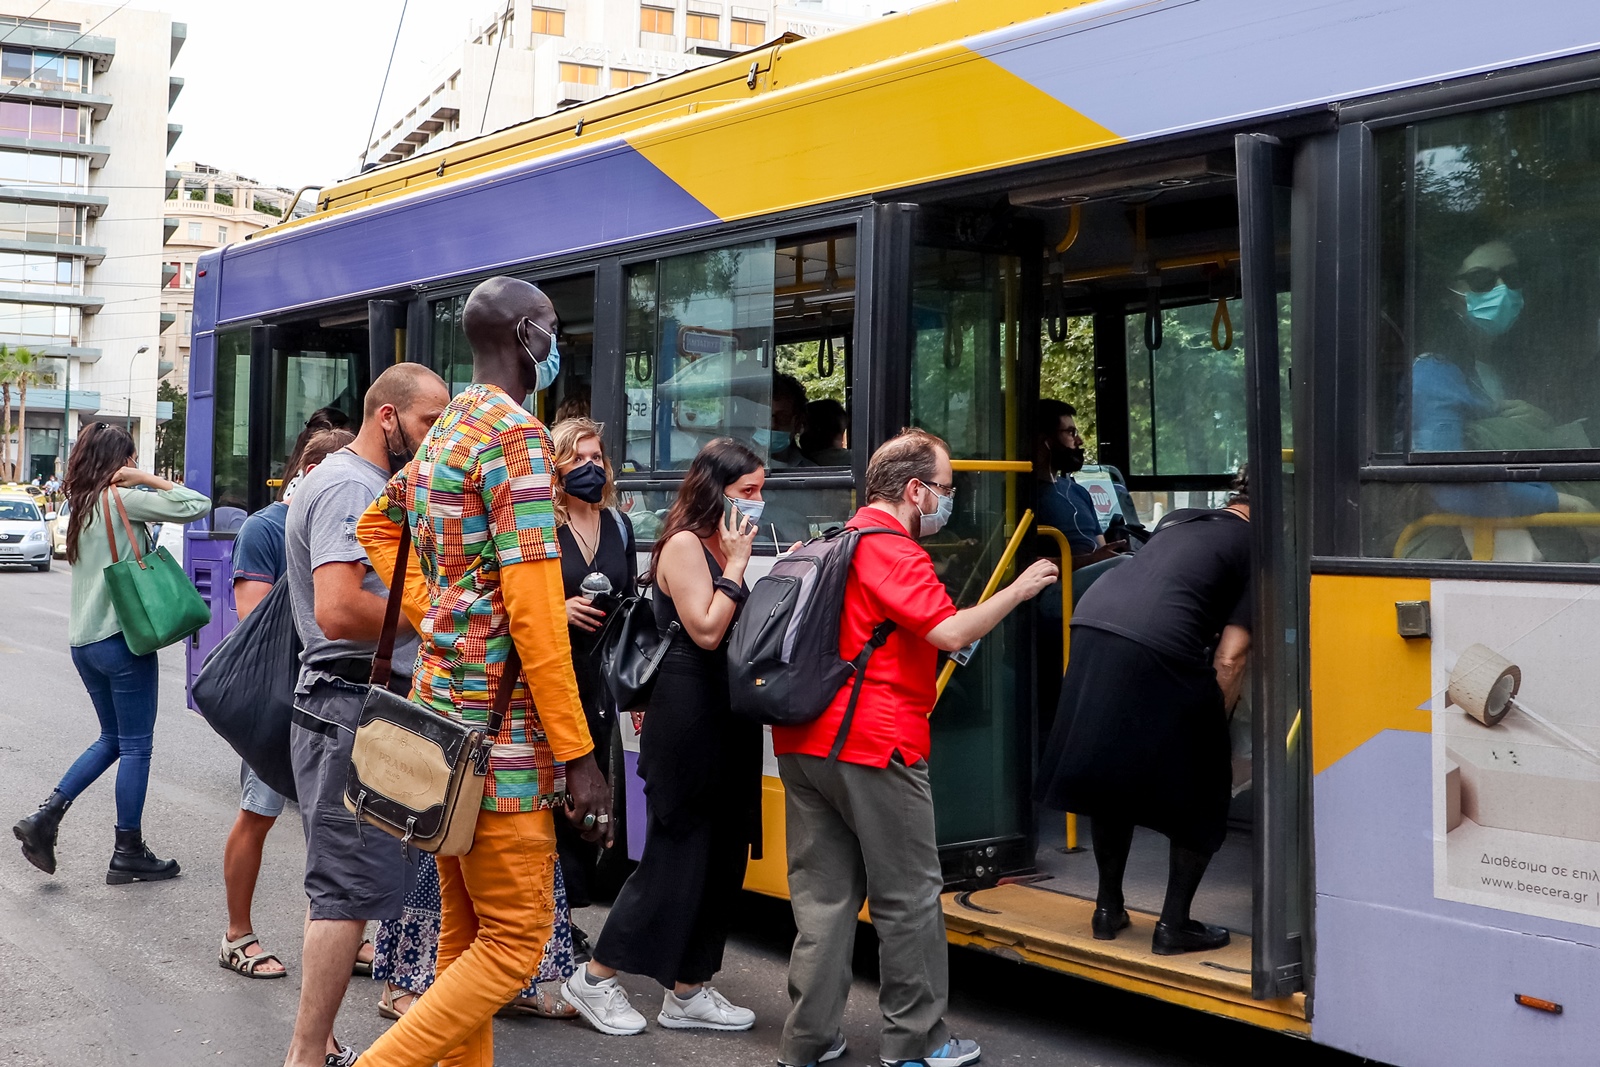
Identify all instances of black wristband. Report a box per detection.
[713,576,747,603]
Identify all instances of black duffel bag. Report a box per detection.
[596,594,678,713]
[191,577,301,800]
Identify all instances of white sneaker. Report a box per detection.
[562,971,648,1036]
[656,984,756,1031]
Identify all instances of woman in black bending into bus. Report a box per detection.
[1036,469,1252,956]
[563,437,765,1036]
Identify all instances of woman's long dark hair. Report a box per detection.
[647,436,762,580]
[65,421,135,564]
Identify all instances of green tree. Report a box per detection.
[155,379,187,480]
[1039,316,1097,459]
[9,347,50,480]
[0,344,18,478]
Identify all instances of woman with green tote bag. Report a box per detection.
[12,422,210,883]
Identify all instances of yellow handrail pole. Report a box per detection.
[934,508,1036,702]
[1393,511,1600,559]
[949,459,1034,473]
[1037,525,1078,851]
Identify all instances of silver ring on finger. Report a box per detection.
[582,812,597,830]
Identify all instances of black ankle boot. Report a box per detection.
[107,828,180,885]
[13,791,71,875]
[1152,919,1230,956]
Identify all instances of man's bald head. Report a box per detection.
[464,276,552,350]
[364,361,447,422]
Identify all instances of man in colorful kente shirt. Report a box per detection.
[355,276,611,1067]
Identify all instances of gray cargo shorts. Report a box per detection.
[290,675,417,922]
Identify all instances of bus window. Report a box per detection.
[1368,87,1600,562]
[1125,300,1248,480]
[267,335,363,488]
[429,294,472,396]
[212,328,252,520]
[620,228,857,545]
[427,273,595,425]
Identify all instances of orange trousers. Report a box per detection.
[360,809,556,1067]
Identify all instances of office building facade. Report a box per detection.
[361,0,877,171]
[0,4,182,480]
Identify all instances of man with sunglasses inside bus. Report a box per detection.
[772,429,1057,1067]
[1409,238,1596,560]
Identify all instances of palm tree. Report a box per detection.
[0,345,19,480]
[11,347,51,481]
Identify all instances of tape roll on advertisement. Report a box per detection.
[1447,643,1521,726]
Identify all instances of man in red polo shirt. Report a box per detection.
[772,429,1057,1067]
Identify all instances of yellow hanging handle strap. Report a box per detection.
[934,509,1035,702]
[1211,296,1232,350]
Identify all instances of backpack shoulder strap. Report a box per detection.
[823,522,905,763]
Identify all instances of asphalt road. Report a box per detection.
[0,562,1383,1067]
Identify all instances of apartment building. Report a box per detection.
[159,162,302,393]
[361,0,878,171]
[0,4,182,479]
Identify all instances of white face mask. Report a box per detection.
[728,495,765,526]
[917,483,953,538]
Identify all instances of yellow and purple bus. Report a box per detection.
[182,3,1600,1062]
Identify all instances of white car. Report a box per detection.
[0,494,53,571]
[52,500,68,556]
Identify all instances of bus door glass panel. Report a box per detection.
[1236,132,1306,998]
[1367,87,1600,562]
[211,328,252,531]
[268,329,365,492]
[1121,297,1283,520]
[909,242,1029,850]
[429,295,473,396]
[622,230,857,544]
[536,273,597,426]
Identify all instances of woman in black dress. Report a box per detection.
[1036,471,1253,956]
[564,437,765,1035]
[550,416,636,920]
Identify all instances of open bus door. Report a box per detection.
[1236,133,1311,1001]
[924,134,1313,1031]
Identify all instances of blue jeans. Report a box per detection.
[58,633,160,831]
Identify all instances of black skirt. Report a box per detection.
[592,640,763,987]
[1035,627,1231,854]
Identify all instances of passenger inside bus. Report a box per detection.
[1035,398,1124,567]
[1403,237,1598,561]
[800,398,850,466]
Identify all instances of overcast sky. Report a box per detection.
[143,0,929,191]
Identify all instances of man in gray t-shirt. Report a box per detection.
[285,448,417,690]
[281,364,448,1067]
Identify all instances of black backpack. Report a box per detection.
[727,524,901,756]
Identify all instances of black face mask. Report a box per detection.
[1049,441,1086,475]
[562,461,607,504]
[383,422,419,475]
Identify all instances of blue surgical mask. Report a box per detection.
[518,317,561,392]
[1464,284,1524,337]
[752,428,791,453]
[918,485,954,538]
[728,496,765,526]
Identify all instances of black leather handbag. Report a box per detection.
[342,524,518,855]
[597,594,678,712]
